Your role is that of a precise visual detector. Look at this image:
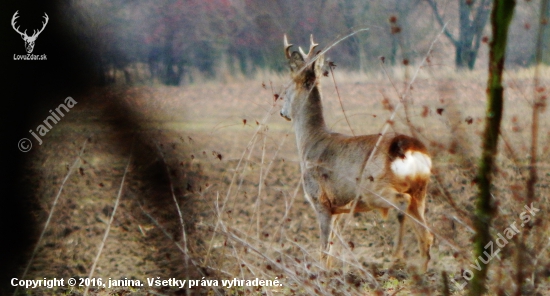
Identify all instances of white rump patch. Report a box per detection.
[391,151,432,178]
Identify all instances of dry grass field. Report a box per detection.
[18,66,550,295]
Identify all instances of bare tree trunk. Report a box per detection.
[469,0,515,295]
[427,0,491,70]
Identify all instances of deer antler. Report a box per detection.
[32,13,49,38]
[11,11,49,39]
[284,34,293,60]
[11,11,25,37]
[298,34,318,61]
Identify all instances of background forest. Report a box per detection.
[67,0,549,85]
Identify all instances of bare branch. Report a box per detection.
[425,0,459,46]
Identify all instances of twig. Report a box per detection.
[248,131,288,241]
[328,62,355,136]
[155,143,190,287]
[215,226,329,296]
[531,237,550,284]
[271,176,302,249]
[14,138,88,296]
[519,1,548,293]
[325,221,379,285]
[138,203,223,296]
[432,173,473,227]
[204,95,280,265]
[84,141,134,296]
[255,129,268,238]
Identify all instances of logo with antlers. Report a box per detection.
[11,11,49,54]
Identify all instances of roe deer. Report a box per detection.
[280,35,433,271]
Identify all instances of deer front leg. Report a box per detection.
[315,201,334,267]
[304,190,335,268]
[303,170,335,268]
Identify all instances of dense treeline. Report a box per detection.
[65,0,549,85]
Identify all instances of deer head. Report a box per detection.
[12,11,49,54]
[280,34,324,121]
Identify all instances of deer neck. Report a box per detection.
[293,85,328,158]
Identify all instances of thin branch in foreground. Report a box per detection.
[432,173,473,228]
[84,142,134,296]
[14,138,88,296]
[518,0,549,293]
[138,203,223,296]
[526,0,548,206]
[204,99,279,265]
[328,61,355,136]
[155,142,190,286]
[254,129,267,238]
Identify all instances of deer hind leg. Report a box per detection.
[394,212,406,260]
[365,187,411,261]
[392,192,411,260]
[407,194,433,272]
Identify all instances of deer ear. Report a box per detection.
[289,51,305,72]
[313,54,324,76]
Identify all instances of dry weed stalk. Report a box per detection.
[516,0,549,293]
[204,98,280,265]
[155,142,191,287]
[246,130,289,242]
[138,203,221,296]
[328,60,355,136]
[14,138,88,296]
[84,140,133,296]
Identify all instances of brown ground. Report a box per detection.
[17,70,550,295]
